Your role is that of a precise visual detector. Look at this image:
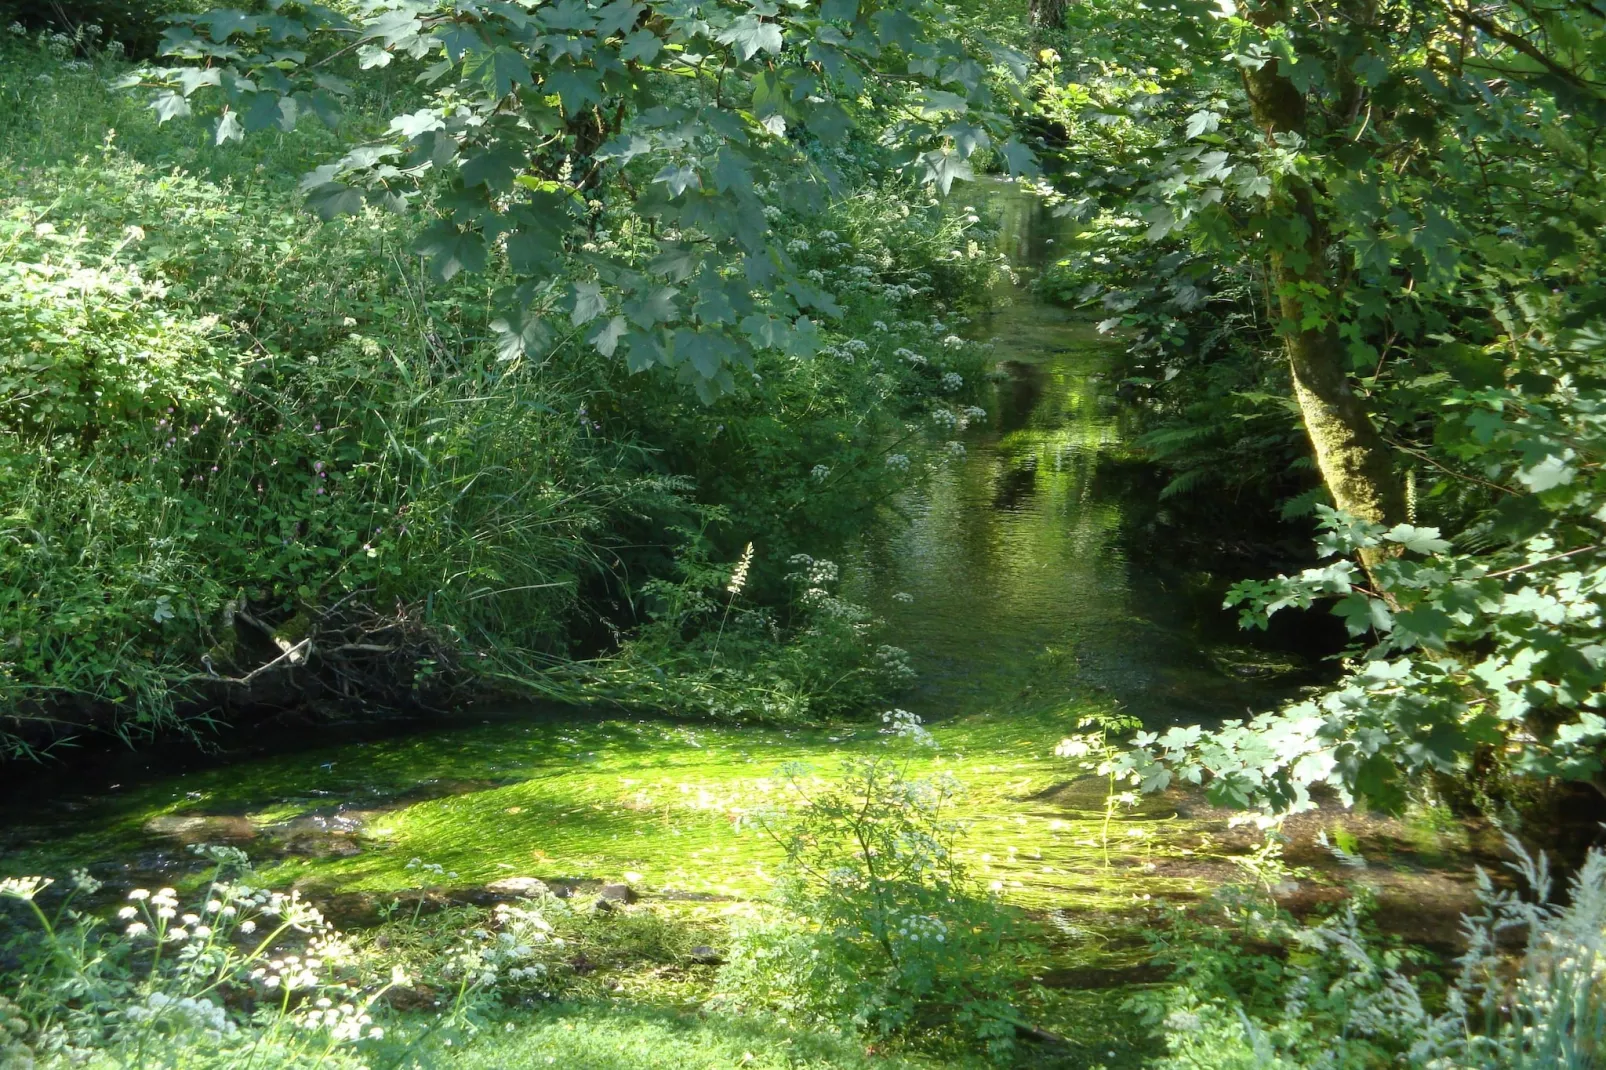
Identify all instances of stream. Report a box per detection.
[0,184,1328,920]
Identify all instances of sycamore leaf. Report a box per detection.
[624,286,679,328]
[675,328,739,379]
[1382,524,1451,555]
[778,315,821,358]
[152,91,192,122]
[544,68,602,113]
[620,29,662,63]
[215,108,244,144]
[304,181,364,219]
[176,67,222,97]
[652,163,701,197]
[389,108,445,138]
[998,139,1038,177]
[623,328,664,372]
[712,148,753,194]
[490,306,551,361]
[873,8,920,49]
[595,0,644,38]
[463,45,532,99]
[715,15,783,61]
[1517,453,1576,492]
[414,221,487,281]
[741,313,788,349]
[919,148,971,194]
[592,315,628,357]
[1184,109,1220,138]
[571,280,607,326]
[804,102,853,145]
[435,22,485,61]
[1334,592,1393,636]
[942,120,989,157]
[460,145,525,189]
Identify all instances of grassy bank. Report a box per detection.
[0,29,996,755]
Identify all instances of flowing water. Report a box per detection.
[0,184,1324,914]
[852,185,1318,727]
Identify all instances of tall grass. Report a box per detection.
[0,33,1003,752]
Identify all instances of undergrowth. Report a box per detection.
[0,30,997,754]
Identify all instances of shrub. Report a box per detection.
[0,847,393,1069]
[717,730,1037,1059]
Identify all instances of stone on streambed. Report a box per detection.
[688,945,724,965]
[143,814,257,844]
[598,882,637,904]
[485,876,551,898]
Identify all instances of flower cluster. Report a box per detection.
[880,708,936,748]
[293,997,382,1042]
[124,992,236,1041]
[892,911,949,946]
[450,900,564,991]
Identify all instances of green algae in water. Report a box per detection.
[2,699,1211,915]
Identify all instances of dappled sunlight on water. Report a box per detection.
[852,183,1314,725]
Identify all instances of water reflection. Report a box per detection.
[850,184,1313,725]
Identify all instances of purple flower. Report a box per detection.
[314,461,324,472]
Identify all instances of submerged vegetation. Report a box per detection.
[3,0,1606,1062]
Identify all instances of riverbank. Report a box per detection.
[0,182,1490,1066]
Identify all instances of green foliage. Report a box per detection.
[1114,350,1606,808]
[1026,0,1606,816]
[587,551,915,723]
[0,34,1001,749]
[115,0,1037,398]
[718,739,1036,1059]
[1038,210,1316,515]
[1133,839,1606,1070]
[0,848,394,1068]
[0,848,930,1069]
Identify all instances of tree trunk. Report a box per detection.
[1029,0,1066,30]
[1242,8,1405,554]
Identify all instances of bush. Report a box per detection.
[716,732,1037,1059]
[0,847,393,1069]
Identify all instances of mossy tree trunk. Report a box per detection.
[1243,2,1406,558]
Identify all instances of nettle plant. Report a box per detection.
[118,0,1036,402]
